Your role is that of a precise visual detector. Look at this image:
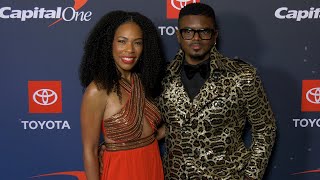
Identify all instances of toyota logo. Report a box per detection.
[33,89,58,106]
[306,87,320,104]
[171,0,197,10]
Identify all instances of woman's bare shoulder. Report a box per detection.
[82,81,108,104]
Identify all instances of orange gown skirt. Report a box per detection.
[100,140,164,180]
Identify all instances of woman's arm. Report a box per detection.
[81,82,107,180]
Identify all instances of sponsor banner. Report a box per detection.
[0,0,92,27]
[166,0,200,19]
[158,26,178,36]
[21,120,71,130]
[28,81,62,113]
[275,7,320,21]
[292,118,320,128]
[301,80,320,112]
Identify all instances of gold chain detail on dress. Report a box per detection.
[102,73,161,150]
[103,73,144,142]
[104,134,155,151]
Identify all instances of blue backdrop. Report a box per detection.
[1,0,319,179]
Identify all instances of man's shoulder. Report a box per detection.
[165,60,173,70]
[164,59,180,75]
[221,56,257,75]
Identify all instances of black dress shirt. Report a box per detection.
[181,58,210,100]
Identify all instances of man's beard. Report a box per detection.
[189,52,208,62]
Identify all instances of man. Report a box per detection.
[157,3,276,180]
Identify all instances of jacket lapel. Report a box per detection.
[166,49,193,107]
[189,47,228,117]
[191,69,226,116]
[167,47,228,117]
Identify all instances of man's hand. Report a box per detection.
[98,143,107,174]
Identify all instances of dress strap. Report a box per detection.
[103,73,144,142]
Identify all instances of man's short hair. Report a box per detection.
[178,3,217,29]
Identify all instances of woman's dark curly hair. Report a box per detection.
[79,10,166,99]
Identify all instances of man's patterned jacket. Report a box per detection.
[158,47,276,180]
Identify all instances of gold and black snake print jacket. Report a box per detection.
[158,47,276,180]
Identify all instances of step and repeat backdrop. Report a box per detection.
[1,0,319,179]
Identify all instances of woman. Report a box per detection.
[79,11,166,180]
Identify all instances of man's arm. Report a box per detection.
[242,70,277,180]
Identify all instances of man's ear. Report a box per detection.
[176,29,181,44]
[213,30,219,44]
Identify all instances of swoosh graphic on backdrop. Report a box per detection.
[48,0,88,27]
[31,171,86,180]
[292,169,320,175]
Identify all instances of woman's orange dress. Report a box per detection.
[100,74,164,180]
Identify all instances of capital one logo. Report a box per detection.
[28,81,62,113]
[167,0,200,19]
[301,80,320,112]
[0,0,91,27]
[275,7,320,21]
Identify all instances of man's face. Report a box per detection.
[177,15,217,65]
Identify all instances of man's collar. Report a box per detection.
[183,58,210,79]
[168,46,226,76]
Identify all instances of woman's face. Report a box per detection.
[112,22,143,75]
